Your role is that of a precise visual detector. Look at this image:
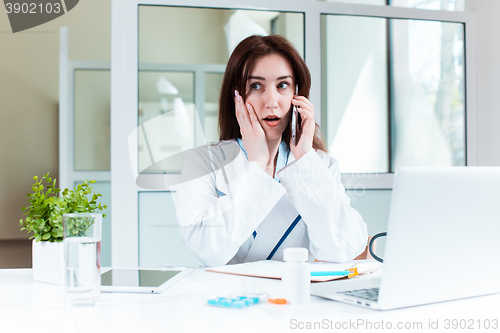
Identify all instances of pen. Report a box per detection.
[310,270,350,277]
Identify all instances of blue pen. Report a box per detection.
[310,270,350,277]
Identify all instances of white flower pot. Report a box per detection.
[32,240,65,285]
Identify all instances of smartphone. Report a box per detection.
[291,85,299,145]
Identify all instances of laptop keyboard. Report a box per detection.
[337,287,379,301]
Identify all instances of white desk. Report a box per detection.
[1,268,499,333]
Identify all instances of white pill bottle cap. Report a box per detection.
[283,247,309,263]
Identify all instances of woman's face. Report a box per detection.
[245,53,294,141]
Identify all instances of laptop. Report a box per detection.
[311,167,500,310]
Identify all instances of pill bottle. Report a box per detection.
[282,247,310,304]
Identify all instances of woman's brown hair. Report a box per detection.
[218,34,327,152]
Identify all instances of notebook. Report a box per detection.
[207,260,381,282]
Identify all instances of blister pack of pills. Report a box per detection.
[207,293,268,309]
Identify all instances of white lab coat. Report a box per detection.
[173,139,368,267]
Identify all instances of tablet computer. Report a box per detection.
[101,268,191,293]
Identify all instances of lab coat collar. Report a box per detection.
[236,138,290,182]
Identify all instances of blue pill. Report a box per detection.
[231,301,245,308]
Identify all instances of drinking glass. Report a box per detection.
[63,213,102,306]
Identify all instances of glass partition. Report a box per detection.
[392,19,465,169]
[110,0,474,268]
[74,70,111,171]
[322,15,389,173]
[139,191,203,267]
[75,181,111,267]
[204,73,224,144]
[136,5,305,266]
[138,71,194,174]
[72,69,112,267]
[137,6,304,174]
[391,0,465,11]
[347,189,392,256]
[322,15,465,173]
[308,0,464,11]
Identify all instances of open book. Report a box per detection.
[207,260,381,282]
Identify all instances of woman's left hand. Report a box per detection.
[290,95,315,160]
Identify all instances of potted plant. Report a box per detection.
[20,173,107,284]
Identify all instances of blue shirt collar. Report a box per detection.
[236,138,290,182]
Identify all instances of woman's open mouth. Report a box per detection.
[263,115,280,127]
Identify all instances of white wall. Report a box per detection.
[0,0,111,241]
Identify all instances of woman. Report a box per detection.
[174,35,368,267]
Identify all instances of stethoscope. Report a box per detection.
[369,232,387,263]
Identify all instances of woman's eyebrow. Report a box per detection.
[248,75,292,81]
[248,76,265,80]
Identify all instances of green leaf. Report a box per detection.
[21,175,106,241]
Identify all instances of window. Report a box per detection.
[322,16,465,174]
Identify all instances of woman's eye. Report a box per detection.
[250,83,262,90]
[277,82,290,89]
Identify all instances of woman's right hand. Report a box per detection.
[234,90,269,170]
